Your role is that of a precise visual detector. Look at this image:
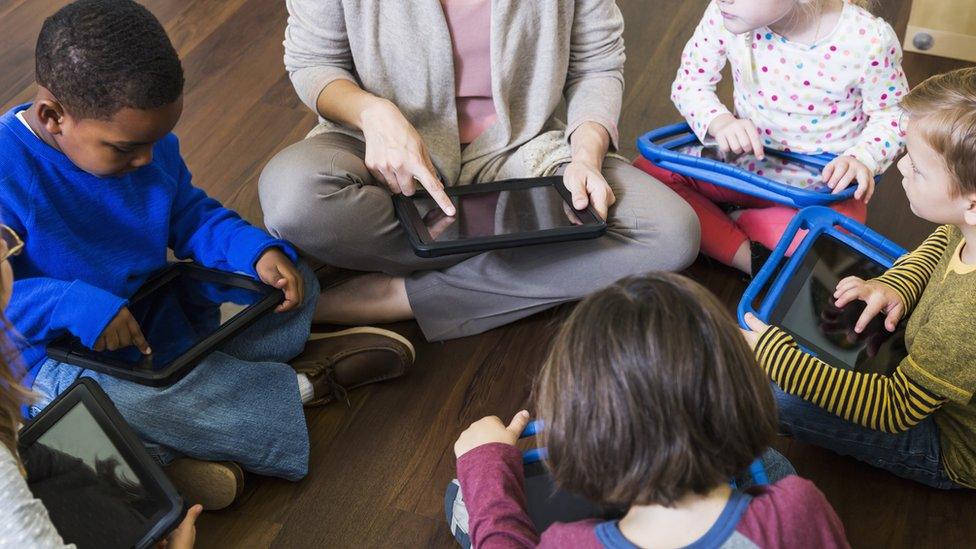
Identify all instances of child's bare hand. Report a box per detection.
[454,410,530,459]
[740,312,770,351]
[157,504,202,549]
[95,307,151,354]
[255,248,304,312]
[708,114,765,159]
[833,276,904,333]
[822,155,874,202]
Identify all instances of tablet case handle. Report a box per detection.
[737,206,907,328]
[636,123,876,208]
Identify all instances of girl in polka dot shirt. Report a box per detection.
[636,0,908,274]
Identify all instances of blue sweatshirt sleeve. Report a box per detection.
[163,136,298,277]
[7,277,127,349]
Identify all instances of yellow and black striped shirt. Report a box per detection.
[757,225,976,488]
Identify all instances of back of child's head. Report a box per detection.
[534,273,777,507]
[901,68,976,196]
[35,0,184,120]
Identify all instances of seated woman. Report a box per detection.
[260,0,701,342]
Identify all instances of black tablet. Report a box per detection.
[523,461,622,532]
[393,176,608,257]
[769,234,907,375]
[18,378,185,549]
[47,262,283,386]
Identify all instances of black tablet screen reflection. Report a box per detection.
[73,276,266,371]
[23,402,160,549]
[770,236,907,374]
[414,186,583,242]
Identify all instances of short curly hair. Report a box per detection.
[35,0,184,120]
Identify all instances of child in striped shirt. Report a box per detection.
[637,0,908,274]
[742,68,976,489]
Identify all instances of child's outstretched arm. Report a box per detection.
[671,1,734,143]
[455,411,543,548]
[840,23,910,177]
[162,136,299,280]
[745,314,948,434]
[867,225,951,316]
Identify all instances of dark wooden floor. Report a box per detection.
[3,1,975,547]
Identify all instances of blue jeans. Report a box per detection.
[772,383,963,490]
[30,262,320,481]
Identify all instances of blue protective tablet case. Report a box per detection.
[636,122,879,208]
[737,206,906,329]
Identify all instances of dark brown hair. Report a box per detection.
[534,273,777,507]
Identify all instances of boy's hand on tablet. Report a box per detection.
[454,410,531,459]
[256,248,304,313]
[708,114,765,159]
[563,160,616,220]
[95,307,151,354]
[833,276,904,333]
[823,155,874,202]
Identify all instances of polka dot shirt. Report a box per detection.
[671,1,908,178]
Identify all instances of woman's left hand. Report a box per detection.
[740,312,771,350]
[563,160,616,220]
[564,121,616,220]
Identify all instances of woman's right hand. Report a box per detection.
[359,100,456,216]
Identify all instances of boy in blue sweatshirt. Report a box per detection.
[0,0,414,509]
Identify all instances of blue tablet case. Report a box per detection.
[636,122,879,208]
[738,206,906,329]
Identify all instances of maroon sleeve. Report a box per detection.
[456,444,605,549]
[456,443,541,548]
[737,476,851,549]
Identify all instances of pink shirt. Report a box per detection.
[441,0,497,145]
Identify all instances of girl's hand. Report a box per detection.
[833,276,905,333]
[740,312,770,351]
[822,155,875,202]
[359,99,456,216]
[255,248,304,312]
[707,114,765,159]
[454,410,530,459]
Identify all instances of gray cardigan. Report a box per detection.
[283,0,626,185]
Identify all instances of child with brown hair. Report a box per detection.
[742,67,976,490]
[450,273,848,548]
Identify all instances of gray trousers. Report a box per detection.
[259,133,700,341]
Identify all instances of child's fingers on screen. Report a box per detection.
[833,170,857,194]
[855,299,886,333]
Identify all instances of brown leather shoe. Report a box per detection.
[292,327,415,406]
[164,458,244,511]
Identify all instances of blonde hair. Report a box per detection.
[901,68,976,196]
[0,321,29,462]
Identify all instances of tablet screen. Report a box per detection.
[22,401,166,548]
[67,272,267,371]
[769,235,906,374]
[413,185,585,242]
[678,144,828,191]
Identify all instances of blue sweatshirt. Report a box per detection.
[0,105,297,383]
